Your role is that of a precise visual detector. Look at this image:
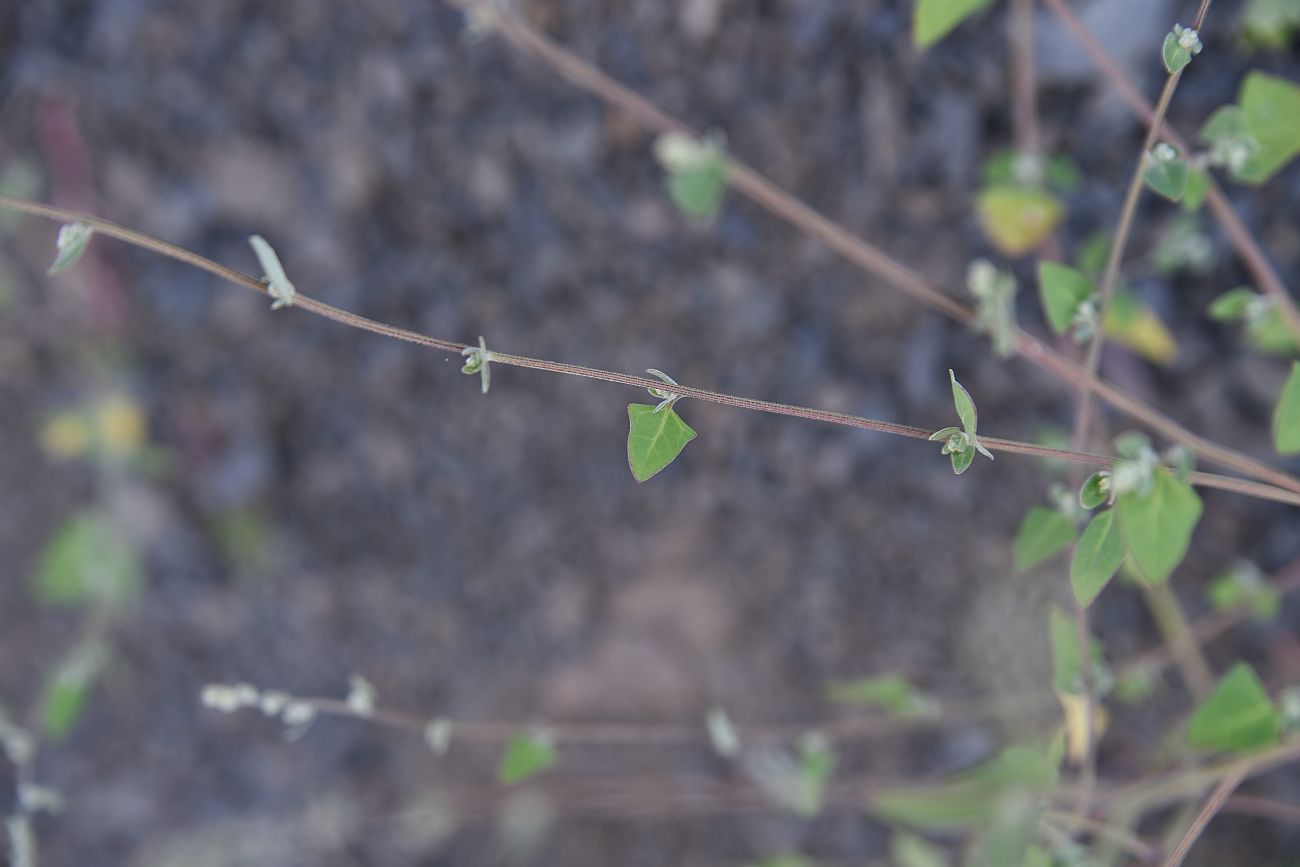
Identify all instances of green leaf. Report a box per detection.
[1037,262,1094,335]
[913,0,996,47]
[1273,362,1300,454]
[47,222,93,275]
[1187,663,1280,751]
[976,185,1064,256]
[1115,469,1202,583]
[1241,0,1300,50]
[1207,566,1280,621]
[870,747,1054,830]
[1070,510,1125,608]
[1079,472,1110,510]
[1207,287,1258,321]
[654,133,728,221]
[1182,165,1210,210]
[627,404,697,482]
[1144,152,1190,201]
[1013,507,1076,571]
[41,642,106,741]
[1247,307,1300,356]
[949,369,982,438]
[949,443,974,475]
[32,512,143,610]
[1236,71,1300,183]
[498,733,557,784]
[891,833,948,867]
[826,674,937,719]
[1162,32,1193,74]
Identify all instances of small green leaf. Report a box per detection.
[48,222,93,275]
[870,747,1054,830]
[913,0,997,47]
[1182,165,1210,211]
[950,370,978,434]
[950,444,975,475]
[498,733,556,784]
[1162,32,1192,74]
[32,512,143,611]
[41,642,106,741]
[976,185,1064,256]
[654,133,728,221]
[1207,287,1259,321]
[1071,510,1125,607]
[1273,362,1300,455]
[1143,148,1190,201]
[1235,71,1300,183]
[1079,472,1110,510]
[1037,262,1094,335]
[1013,507,1076,572]
[627,404,697,482]
[1207,565,1280,621]
[1187,663,1280,751]
[1115,468,1202,583]
[826,674,937,719]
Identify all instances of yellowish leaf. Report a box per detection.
[976,185,1064,256]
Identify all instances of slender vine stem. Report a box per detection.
[3,194,1299,507]
[1040,0,1300,342]
[1073,0,1215,454]
[1162,763,1247,866]
[446,0,1300,498]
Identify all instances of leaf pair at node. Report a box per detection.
[930,370,993,475]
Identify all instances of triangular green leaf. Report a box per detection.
[1182,165,1210,211]
[498,733,557,784]
[1207,287,1258,321]
[950,444,975,475]
[1037,261,1094,335]
[1115,469,1202,583]
[1187,663,1280,751]
[1162,33,1192,74]
[1070,510,1125,607]
[913,0,997,48]
[1013,507,1076,571]
[1236,71,1300,183]
[627,404,697,482]
[1273,362,1300,455]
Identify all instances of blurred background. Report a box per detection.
[1,0,1298,864]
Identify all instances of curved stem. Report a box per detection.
[4,194,1299,506]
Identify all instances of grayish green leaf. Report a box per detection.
[248,234,297,309]
[32,512,142,611]
[913,0,997,47]
[1037,261,1094,335]
[47,222,93,275]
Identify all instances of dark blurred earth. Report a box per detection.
[1,0,1298,864]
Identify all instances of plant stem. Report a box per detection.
[450,1,1300,497]
[1102,737,1300,816]
[1042,810,1159,863]
[3,195,1299,506]
[1040,0,1300,342]
[1162,763,1247,866]
[1140,582,1216,701]
[1073,0,1212,453]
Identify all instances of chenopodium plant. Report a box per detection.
[930,370,994,475]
